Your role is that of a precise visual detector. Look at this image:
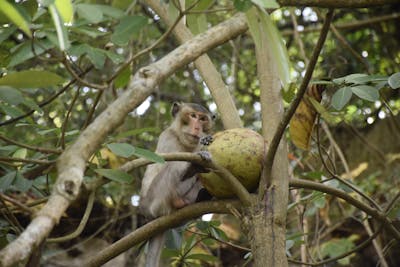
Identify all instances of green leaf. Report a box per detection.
[331,87,352,110]
[13,148,27,159]
[282,82,296,103]
[132,147,165,163]
[86,48,106,69]
[0,104,25,117]
[186,253,219,262]
[72,27,107,38]
[388,72,400,89]
[0,145,19,155]
[343,73,369,84]
[22,97,42,113]
[183,234,197,253]
[314,196,326,208]
[105,51,124,64]
[195,220,209,231]
[49,4,70,50]
[54,0,73,23]
[93,4,124,19]
[14,171,33,192]
[94,168,133,183]
[233,0,253,11]
[0,70,64,88]
[0,171,16,192]
[321,238,355,261]
[8,39,55,67]
[252,0,280,9]
[246,7,290,86]
[210,226,228,241]
[162,248,180,258]
[107,143,135,158]
[0,0,32,37]
[76,4,103,24]
[114,66,131,88]
[186,0,212,35]
[111,15,147,46]
[0,25,17,44]
[351,85,379,102]
[0,86,24,105]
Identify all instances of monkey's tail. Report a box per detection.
[145,232,166,267]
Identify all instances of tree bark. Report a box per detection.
[247,7,289,266]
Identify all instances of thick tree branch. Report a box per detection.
[86,152,252,206]
[259,9,334,196]
[85,200,240,267]
[0,14,248,267]
[86,176,399,266]
[278,0,398,8]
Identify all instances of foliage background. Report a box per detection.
[0,0,399,266]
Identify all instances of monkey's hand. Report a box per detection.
[200,135,213,146]
[197,151,212,162]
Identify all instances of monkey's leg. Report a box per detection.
[145,233,166,267]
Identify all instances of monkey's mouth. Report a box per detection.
[185,133,200,141]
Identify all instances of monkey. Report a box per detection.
[139,102,215,267]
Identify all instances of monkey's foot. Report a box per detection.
[197,151,212,161]
[200,135,213,146]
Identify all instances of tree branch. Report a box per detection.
[290,178,400,240]
[278,0,398,8]
[0,14,248,267]
[85,200,240,267]
[259,9,334,196]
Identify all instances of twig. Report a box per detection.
[0,135,61,154]
[63,57,108,90]
[0,193,33,214]
[0,156,54,165]
[290,8,309,65]
[186,228,251,252]
[59,87,81,149]
[85,200,240,267]
[282,13,400,36]
[290,178,400,240]
[105,1,189,83]
[47,190,96,242]
[315,9,370,73]
[0,194,23,234]
[288,224,384,266]
[316,118,382,211]
[82,90,104,129]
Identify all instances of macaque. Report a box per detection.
[139,102,215,267]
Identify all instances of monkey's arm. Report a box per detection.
[181,150,212,180]
[141,162,191,218]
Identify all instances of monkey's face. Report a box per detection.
[180,109,212,148]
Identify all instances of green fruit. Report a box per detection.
[199,128,265,198]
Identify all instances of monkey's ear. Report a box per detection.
[171,102,181,117]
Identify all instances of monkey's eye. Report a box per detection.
[190,113,197,119]
[199,116,208,122]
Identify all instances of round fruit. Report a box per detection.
[199,128,265,198]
